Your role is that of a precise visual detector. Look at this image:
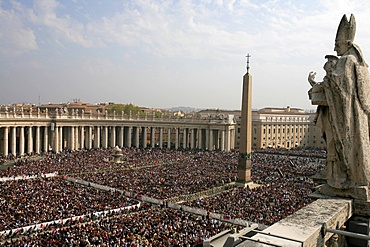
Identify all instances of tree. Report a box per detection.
[107,103,142,115]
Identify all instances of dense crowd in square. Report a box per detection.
[182,153,323,226]
[73,150,238,200]
[0,148,173,177]
[0,177,137,231]
[0,147,324,246]
[3,203,232,247]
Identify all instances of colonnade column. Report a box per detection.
[3,127,8,155]
[118,126,124,147]
[142,127,147,148]
[74,126,79,150]
[175,128,179,149]
[159,128,163,149]
[69,126,75,150]
[198,128,202,150]
[19,127,24,155]
[167,128,171,149]
[221,130,225,151]
[151,127,156,148]
[102,126,108,148]
[27,127,33,154]
[110,126,116,147]
[80,126,85,149]
[232,129,236,149]
[210,129,214,151]
[225,128,230,151]
[44,126,49,152]
[135,127,140,148]
[126,126,132,147]
[54,126,59,152]
[58,127,63,151]
[11,126,16,156]
[87,126,92,149]
[205,128,210,151]
[35,126,40,154]
[183,128,187,149]
[214,130,219,150]
[94,126,100,148]
[190,129,195,149]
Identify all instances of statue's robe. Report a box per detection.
[324,45,370,188]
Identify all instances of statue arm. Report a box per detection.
[308,71,317,86]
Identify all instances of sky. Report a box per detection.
[1,0,370,111]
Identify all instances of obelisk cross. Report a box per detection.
[246,53,251,73]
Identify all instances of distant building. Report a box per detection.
[37,102,108,115]
[248,106,324,149]
[199,106,325,150]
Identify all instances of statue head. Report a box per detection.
[335,14,356,56]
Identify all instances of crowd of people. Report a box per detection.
[0,147,325,245]
[0,153,17,166]
[73,150,237,200]
[255,147,326,158]
[0,148,222,177]
[0,176,137,231]
[0,149,125,177]
[184,153,324,226]
[3,203,231,247]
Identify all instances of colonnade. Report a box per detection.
[0,122,236,156]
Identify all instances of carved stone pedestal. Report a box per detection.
[317,184,370,201]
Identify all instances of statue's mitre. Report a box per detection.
[336,14,356,42]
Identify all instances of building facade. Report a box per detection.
[236,106,325,149]
[0,106,236,156]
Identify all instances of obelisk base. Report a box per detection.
[237,154,252,185]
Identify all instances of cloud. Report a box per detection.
[3,0,370,61]
[2,0,370,109]
[0,4,37,56]
[31,0,94,48]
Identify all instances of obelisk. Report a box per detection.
[237,54,253,185]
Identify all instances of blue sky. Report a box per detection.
[1,0,370,110]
